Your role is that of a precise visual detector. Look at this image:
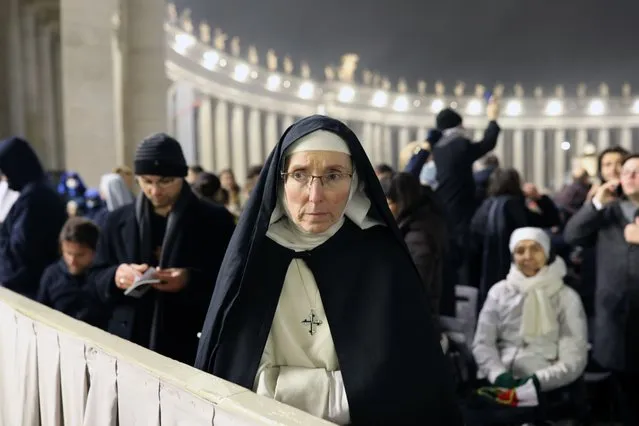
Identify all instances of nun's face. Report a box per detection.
[283,151,353,234]
[513,240,547,277]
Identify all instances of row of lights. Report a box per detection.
[174,34,639,117]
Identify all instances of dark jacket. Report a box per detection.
[554,180,591,220]
[473,166,497,205]
[434,122,500,238]
[38,259,109,328]
[564,201,639,372]
[0,137,67,298]
[469,194,561,305]
[397,190,448,318]
[89,185,235,365]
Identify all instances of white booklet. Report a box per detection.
[124,267,161,298]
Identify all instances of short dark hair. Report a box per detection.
[59,217,99,250]
[598,146,629,181]
[380,172,422,215]
[192,172,221,199]
[487,168,523,197]
[622,153,639,166]
[479,154,500,169]
[375,164,394,175]
[189,165,204,174]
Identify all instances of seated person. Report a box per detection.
[468,227,588,424]
[37,217,109,328]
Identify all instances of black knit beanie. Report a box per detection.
[436,108,463,131]
[134,133,187,177]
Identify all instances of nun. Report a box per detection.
[195,116,462,425]
[86,173,135,228]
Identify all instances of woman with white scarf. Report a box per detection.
[472,227,588,398]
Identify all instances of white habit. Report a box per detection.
[253,259,350,424]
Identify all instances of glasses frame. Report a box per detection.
[280,171,353,188]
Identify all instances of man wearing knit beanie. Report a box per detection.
[89,132,235,365]
[431,98,501,295]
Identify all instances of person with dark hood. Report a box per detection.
[38,217,109,328]
[89,133,235,365]
[433,99,501,291]
[195,116,462,425]
[0,137,67,298]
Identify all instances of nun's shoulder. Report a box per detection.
[358,225,411,259]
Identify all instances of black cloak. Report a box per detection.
[194,115,463,425]
[0,137,67,298]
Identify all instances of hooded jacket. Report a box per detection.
[0,138,67,298]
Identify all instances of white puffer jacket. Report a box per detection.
[472,275,588,392]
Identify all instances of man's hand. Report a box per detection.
[593,179,619,206]
[487,98,500,121]
[522,183,541,200]
[152,268,189,293]
[625,219,639,245]
[114,263,149,290]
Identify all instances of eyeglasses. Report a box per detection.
[281,171,353,189]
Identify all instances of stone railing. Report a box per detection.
[0,287,333,426]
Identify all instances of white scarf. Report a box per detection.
[506,257,566,340]
[266,130,382,252]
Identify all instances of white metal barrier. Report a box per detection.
[0,287,333,426]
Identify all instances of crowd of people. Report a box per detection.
[0,98,637,425]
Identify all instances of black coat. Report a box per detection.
[195,115,463,425]
[38,259,110,328]
[0,137,67,299]
[397,191,448,318]
[89,184,235,364]
[434,122,500,238]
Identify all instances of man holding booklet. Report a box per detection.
[89,133,235,364]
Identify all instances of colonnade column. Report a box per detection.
[533,129,545,189]
[512,129,525,177]
[621,127,633,151]
[247,108,262,166]
[554,129,566,190]
[197,96,214,172]
[598,128,610,152]
[264,111,278,155]
[61,0,167,185]
[231,105,247,184]
[361,122,373,161]
[213,99,230,172]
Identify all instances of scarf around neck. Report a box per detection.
[506,257,566,341]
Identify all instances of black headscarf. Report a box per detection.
[195,115,462,425]
[0,137,46,191]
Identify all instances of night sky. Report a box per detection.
[172,0,639,94]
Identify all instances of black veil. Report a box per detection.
[195,115,462,425]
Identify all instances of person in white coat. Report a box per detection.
[471,227,588,418]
